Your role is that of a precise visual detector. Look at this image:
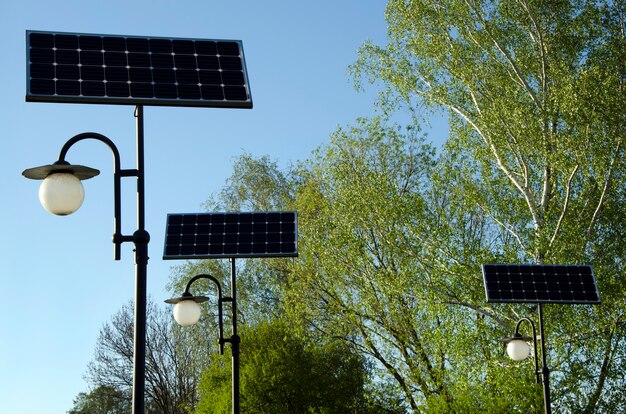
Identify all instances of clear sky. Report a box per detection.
[0,2,443,413]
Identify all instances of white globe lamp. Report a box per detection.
[506,334,531,361]
[173,299,202,326]
[39,172,85,215]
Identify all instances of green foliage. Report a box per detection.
[287,117,544,412]
[194,319,377,414]
[204,153,294,212]
[194,355,231,414]
[353,0,626,263]
[67,385,129,414]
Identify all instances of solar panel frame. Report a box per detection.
[26,30,253,108]
[163,211,298,260]
[482,264,601,304]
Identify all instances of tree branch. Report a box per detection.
[548,164,579,250]
[587,140,622,235]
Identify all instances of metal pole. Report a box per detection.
[537,304,551,414]
[132,105,149,414]
[230,258,240,414]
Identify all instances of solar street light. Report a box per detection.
[165,274,228,352]
[22,159,99,216]
[503,318,540,373]
[24,29,254,414]
[23,132,134,259]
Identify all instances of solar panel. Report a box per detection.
[26,30,252,108]
[163,211,298,259]
[482,264,600,304]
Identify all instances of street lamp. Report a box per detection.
[22,107,149,414]
[503,310,551,414]
[166,270,240,413]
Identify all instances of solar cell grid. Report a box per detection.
[26,30,252,108]
[163,212,298,259]
[482,264,600,304]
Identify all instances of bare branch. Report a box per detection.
[476,201,527,251]
[548,164,579,250]
[587,139,623,235]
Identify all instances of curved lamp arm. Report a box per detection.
[60,133,131,259]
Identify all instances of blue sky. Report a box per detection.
[0,2,446,413]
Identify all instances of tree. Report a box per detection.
[84,300,206,414]
[194,319,387,414]
[67,385,129,414]
[168,153,296,326]
[287,118,530,412]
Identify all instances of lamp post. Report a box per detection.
[22,106,149,414]
[165,265,240,414]
[503,305,551,414]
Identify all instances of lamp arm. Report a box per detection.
[184,274,223,298]
[185,274,226,354]
[515,317,540,383]
[57,132,138,260]
[58,132,121,165]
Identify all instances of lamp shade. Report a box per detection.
[173,299,201,326]
[507,338,531,361]
[39,172,85,215]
